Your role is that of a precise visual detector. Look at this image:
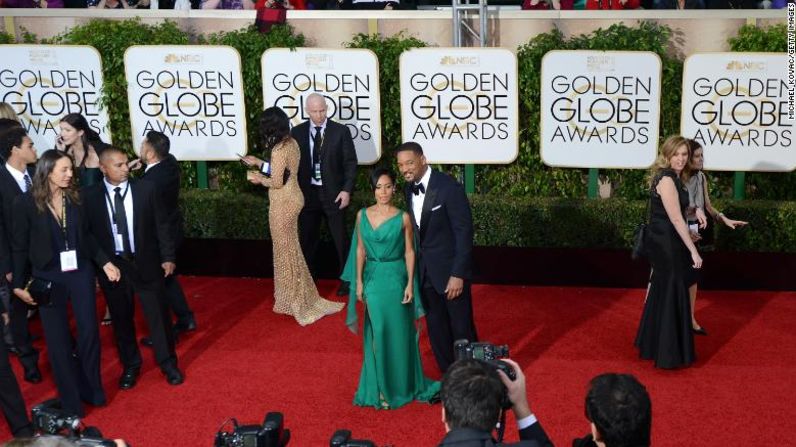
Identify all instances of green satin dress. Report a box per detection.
[342,209,440,409]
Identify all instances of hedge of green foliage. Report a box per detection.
[178,190,796,252]
[6,19,789,200]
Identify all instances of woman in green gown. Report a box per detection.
[342,168,440,409]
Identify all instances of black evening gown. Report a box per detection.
[635,169,695,369]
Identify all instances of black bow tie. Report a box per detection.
[412,183,425,196]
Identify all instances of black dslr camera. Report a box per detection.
[31,399,118,447]
[214,412,290,447]
[454,339,516,381]
[330,429,377,447]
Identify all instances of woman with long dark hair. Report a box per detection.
[11,150,120,416]
[684,139,747,335]
[243,107,343,325]
[635,136,702,369]
[55,113,108,187]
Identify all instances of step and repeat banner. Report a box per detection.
[681,53,794,172]
[262,48,381,165]
[124,45,247,161]
[0,44,792,171]
[0,45,111,151]
[399,48,519,164]
[540,51,662,169]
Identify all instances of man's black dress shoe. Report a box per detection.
[119,367,140,390]
[161,365,184,386]
[140,337,154,347]
[23,366,42,384]
[6,344,20,356]
[336,281,350,297]
[692,326,708,336]
[174,314,197,333]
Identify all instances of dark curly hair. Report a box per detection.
[259,106,291,153]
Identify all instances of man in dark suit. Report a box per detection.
[0,300,33,438]
[397,141,478,373]
[0,125,42,383]
[83,147,184,389]
[136,131,196,342]
[439,359,552,447]
[291,93,358,296]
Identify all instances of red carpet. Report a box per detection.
[1,278,793,446]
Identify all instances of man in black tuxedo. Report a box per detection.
[291,93,358,296]
[397,141,478,373]
[0,299,32,438]
[136,131,196,340]
[439,359,552,447]
[0,125,42,383]
[83,147,183,389]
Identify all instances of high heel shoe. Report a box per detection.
[692,325,708,336]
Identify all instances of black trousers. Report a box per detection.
[421,276,478,373]
[299,186,350,277]
[36,265,105,417]
[0,339,31,437]
[164,273,192,325]
[0,277,38,372]
[98,257,177,371]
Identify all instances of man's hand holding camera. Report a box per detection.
[496,358,532,421]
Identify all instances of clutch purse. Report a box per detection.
[25,277,54,307]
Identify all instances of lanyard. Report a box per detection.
[47,193,70,251]
[104,183,130,219]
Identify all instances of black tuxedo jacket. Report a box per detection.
[291,119,358,203]
[0,164,34,275]
[82,179,175,282]
[10,193,109,290]
[405,170,474,294]
[140,154,183,244]
[438,423,554,447]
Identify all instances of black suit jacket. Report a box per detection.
[0,164,33,275]
[438,423,554,447]
[140,154,183,245]
[405,169,474,294]
[291,119,358,204]
[10,193,109,290]
[82,179,175,282]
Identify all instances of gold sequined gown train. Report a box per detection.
[262,137,344,326]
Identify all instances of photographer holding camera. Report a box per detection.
[438,358,552,447]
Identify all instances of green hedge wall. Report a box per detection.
[179,190,796,252]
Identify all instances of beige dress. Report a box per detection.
[261,137,344,326]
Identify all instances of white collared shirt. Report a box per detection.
[309,119,327,186]
[144,160,160,173]
[103,179,136,254]
[412,166,432,228]
[5,163,29,192]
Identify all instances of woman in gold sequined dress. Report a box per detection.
[245,107,344,326]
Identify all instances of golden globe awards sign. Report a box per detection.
[124,46,247,161]
[681,53,794,172]
[540,51,661,169]
[262,48,381,164]
[399,48,519,164]
[0,45,111,151]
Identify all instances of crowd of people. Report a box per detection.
[0,89,745,446]
[0,0,788,10]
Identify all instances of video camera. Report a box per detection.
[31,399,119,447]
[214,412,290,447]
[453,339,516,381]
[329,429,377,447]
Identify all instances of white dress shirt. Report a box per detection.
[103,179,136,254]
[411,166,432,228]
[5,163,29,192]
[309,119,327,186]
[144,160,160,173]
